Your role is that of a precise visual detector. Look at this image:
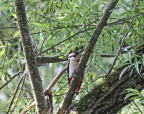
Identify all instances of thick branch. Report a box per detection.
[75,46,144,113]
[44,66,67,95]
[57,0,119,113]
[14,0,47,113]
[36,55,115,65]
[36,54,115,64]
[75,64,144,114]
[36,56,66,64]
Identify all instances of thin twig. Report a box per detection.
[7,72,26,113]
[0,26,17,29]
[130,24,143,39]
[0,71,22,90]
[37,27,95,56]
[107,17,130,26]
[106,39,124,76]
[0,31,46,42]
[1,43,8,76]
[107,13,144,26]
[1,13,143,42]
[30,31,39,54]
[80,75,105,93]
[132,0,138,6]
[131,0,144,17]
[133,101,143,114]
[53,93,65,97]
[106,25,132,77]
[97,65,108,74]
[40,35,47,53]
[10,75,25,113]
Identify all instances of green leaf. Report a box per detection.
[131,111,140,114]
[126,88,140,95]
[32,22,43,27]
[11,13,17,18]
[13,31,20,38]
[125,88,142,100]
[129,67,135,77]
[141,101,144,106]
[0,48,5,57]
[134,57,140,75]
[128,51,132,63]
[78,38,88,42]
[0,0,7,4]
[119,64,132,79]
[0,6,10,12]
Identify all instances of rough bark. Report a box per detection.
[36,56,67,64]
[57,0,119,113]
[14,0,47,113]
[75,60,144,114]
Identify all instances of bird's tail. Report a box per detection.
[75,76,84,95]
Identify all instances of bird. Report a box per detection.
[67,51,84,95]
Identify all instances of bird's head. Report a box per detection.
[68,51,81,61]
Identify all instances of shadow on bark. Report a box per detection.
[75,55,144,114]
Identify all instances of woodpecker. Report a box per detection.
[67,51,84,95]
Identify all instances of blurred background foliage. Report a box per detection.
[0,0,144,113]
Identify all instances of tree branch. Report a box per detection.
[107,39,123,76]
[133,101,143,114]
[36,54,116,65]
[74,60,144,114]
[21,66,67,113]
[56,0,120,113]
[0,26,17,29]
[14,0,48,113]
[36,54,116,64]
[0,71,22,90]
[36,56,67,64]
[11,74,25,113]
[44,66,67,95]
[74,46,144,113]
[37,27,95,56]
[7,72,26,113]
[21,101,36,114]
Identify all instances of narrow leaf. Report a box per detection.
[119,64,132,79]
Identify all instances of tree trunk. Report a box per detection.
[75,56,144,114]
[14,0,48,113]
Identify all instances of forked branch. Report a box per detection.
[21,66,67,114]
[56,0,120,113]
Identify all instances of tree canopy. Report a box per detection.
[0,0,144,114]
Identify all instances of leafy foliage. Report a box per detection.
[119,89,144,114]
[0,0,144,113]
[119,53,144,79]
